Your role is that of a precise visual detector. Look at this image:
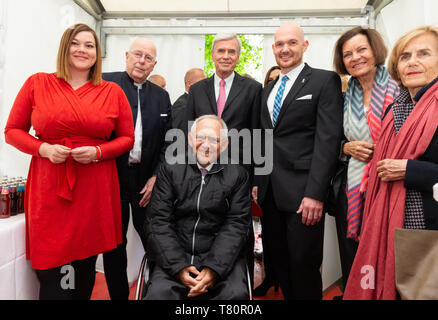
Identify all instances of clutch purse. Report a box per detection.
[394,228,438,300]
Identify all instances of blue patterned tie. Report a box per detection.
[272,75,289,126]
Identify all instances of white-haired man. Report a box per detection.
[102,38,172,300]
[144,115,251,299]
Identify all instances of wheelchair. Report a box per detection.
[134,253,253,300]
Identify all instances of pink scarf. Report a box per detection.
[344,81,438,300]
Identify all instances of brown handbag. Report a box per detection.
[394,228,438,300]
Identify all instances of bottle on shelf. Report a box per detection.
[9,185,18,216]
[17,183,25,214]
[0,185,11,218]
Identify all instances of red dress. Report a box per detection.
[4,73,134,269]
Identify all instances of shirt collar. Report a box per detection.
[197,162,214,172]
[413,76,438,103]
[214,72,235,85]
[279,62,305,82]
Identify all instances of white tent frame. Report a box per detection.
[74,0,394,57]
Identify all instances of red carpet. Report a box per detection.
[90,269,343,300]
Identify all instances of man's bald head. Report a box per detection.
[149,74,166,90]
[129,38,157,57]
[272,22,309,74]
[184,68,206,92]
[274,22,305,43]
[125,38,157,84]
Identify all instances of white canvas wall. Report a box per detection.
[376,0,438,51]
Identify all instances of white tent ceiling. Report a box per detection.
[77,0,391,18]
[98,0,370,15]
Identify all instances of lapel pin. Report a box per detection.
[302,78,306,84]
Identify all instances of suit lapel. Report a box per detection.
[140,81,153,129]
[223,72,242,116]
[205,76,217,114]
[261,79,277,129]
[274,64,312,129]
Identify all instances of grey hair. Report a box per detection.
[212,33,242,55]
[190,115,228,141]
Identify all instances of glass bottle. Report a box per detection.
[17,183,25,214]
[0,185,11,218]
[9,185,18,216]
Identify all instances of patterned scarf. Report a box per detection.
[392,88,426,230]
[344,65,399,240]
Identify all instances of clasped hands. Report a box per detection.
[178,266,218,298]
[38,142,97,165]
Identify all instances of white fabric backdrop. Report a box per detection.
[376,0,438,50]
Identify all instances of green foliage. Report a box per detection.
[204,34,263,79]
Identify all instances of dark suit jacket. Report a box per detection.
[172,92,188,132]
[405,129,438,229]
[187,72,262,131]
[186,72,262,169]
[255,63,344,213]
[103,71,172,185]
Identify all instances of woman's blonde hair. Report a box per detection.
[388,25,438,85]
[56,23,102,86]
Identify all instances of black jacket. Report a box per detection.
[172,92,188,132]
[145,162,251,280]
[102,71,172,183]
[255,64,343,212]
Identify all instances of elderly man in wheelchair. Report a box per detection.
[141,115,252,300]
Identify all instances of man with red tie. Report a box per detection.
[186,33,262,285]
[186,33,262,167]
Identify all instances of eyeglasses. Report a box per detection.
[196,135,220,145]
[130,51,156,64]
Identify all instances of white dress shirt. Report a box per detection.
[197,162,214,172]
[267,62,305,123]
[214,72,235,103]
[129,82,143,164]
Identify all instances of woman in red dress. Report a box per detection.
[4,24,134,300]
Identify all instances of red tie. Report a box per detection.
[217,79,226,118]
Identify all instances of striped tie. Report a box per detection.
[272,75,289,126]
[217,79,226,118]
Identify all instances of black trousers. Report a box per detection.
[35,255,98,300]
[333,186,359,290]
[103,164,148,300]
[144,258,249,300]
[261,184,325,300]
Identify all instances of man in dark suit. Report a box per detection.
[252,22,343,300]
[186,33,262,286]
[172,68,205,132]
[186,33,262,160]
[101,38,172,300]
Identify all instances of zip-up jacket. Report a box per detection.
[145,161,251,280]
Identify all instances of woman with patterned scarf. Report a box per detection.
[332,27,399,292]
[344,25,438,300]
